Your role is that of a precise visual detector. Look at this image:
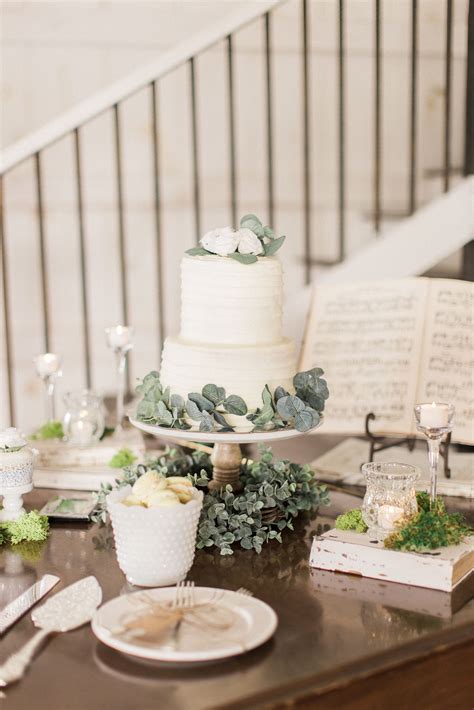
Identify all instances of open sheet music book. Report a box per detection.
[300,278,473,445]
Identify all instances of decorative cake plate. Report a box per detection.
[129,417,323,491]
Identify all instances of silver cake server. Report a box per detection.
[0,574,60,636]
[0,575,102,687]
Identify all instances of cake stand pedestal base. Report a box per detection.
[208,444,243,492]
[129,416,323,493]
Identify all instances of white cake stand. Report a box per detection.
[129,417,323,492]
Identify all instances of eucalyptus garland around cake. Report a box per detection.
[93,446,328,556]
[136,368,329,434]
[186,214,285,265]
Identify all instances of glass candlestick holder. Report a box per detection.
[105,325,134,434]
[414,402,454,504]
[33,353,62,422]
[361,462,420,540]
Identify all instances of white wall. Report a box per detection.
[0,0,469,430]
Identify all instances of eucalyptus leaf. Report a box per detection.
[228,253,258,265]
[223,395,247,416]
[212,411,233,429]
[199,411,214,432]
[186,400,203,421]
[263,226,275,240]
[156,400,173,426]
[136,400,155,420]
[240,214,265,237]
[188,392,214,412]
[294,408,318,432]
[202,384,226,405]
[276,395,306,421]
[170,393,185,409]
[186,246,211,256]
[273,386,289,402]
[262,385,273,408]
[264,235,286,256]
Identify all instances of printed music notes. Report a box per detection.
[300,278,474,444]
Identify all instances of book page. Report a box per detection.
[300,279,429,436]
[416,278,474,445]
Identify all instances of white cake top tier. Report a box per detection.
[180,254,284,346]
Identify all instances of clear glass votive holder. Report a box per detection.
[361,462,420,540]
[63,390,105,447]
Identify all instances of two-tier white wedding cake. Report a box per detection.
[160,253,296,412]
[136,215,328,433]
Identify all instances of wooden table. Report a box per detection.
[1,438,473,710]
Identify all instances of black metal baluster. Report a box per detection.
[34,152,50,351]
[189,58,201,242]
[150,81,165,350]
[374,0,382,234]
[0,176,15,424]
[302,0,311,283]
[73,128,92,388]
[227,36,237,226]
[338,0,345,262]
[409,0,418,214]
[444,0,453,192]
[265,12,274,227]
[113,103,131,392]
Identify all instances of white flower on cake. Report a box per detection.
[200,226,240,256]
[0,427,27,451]
[237,228,264,255]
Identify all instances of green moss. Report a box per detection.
[30,421,64,441]
[0,511,50,545]
[384,495,472,552]
[335,508,368,533]
[108,448,138,469]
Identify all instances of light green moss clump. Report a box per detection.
[0,511,50,545]
[335,508,368,533]
[108,448,138,469]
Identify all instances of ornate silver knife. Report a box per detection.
[0,574,60,636]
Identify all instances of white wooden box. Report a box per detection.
[310,529,474,592]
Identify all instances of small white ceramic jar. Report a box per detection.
[0,428,35,488]
[107,485,203,587]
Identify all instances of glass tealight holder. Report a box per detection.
[414,402,455,504]
[361,462,420,540]
[63,390,105,448]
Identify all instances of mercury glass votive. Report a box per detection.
[361,462,420,540]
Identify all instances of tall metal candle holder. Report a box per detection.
[105,326,134,434]
[33,353,62,422]
[414,402,455,504]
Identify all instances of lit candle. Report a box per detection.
[377,504,404,530]
[105,325,134,350]
[418,402,450,429]
[69,420,94,447]
[34,353,62,378]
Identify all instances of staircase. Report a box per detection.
[1,0,473,430]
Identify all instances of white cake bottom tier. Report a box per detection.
[160,336,296,412]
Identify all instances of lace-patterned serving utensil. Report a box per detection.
[0,576,102,687]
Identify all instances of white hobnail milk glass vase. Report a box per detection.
[107,486,203,587]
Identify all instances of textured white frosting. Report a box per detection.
[180,254,283,345]
[160,336,296,411]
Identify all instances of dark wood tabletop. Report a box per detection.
[1,437,473,710]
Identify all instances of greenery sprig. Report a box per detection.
[30,421,64,441]
[92,446,329,556]
[186,214,285,265]
[135,368,329,434]
[108,448,138,469]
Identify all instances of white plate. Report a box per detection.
[92,586,278,663]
